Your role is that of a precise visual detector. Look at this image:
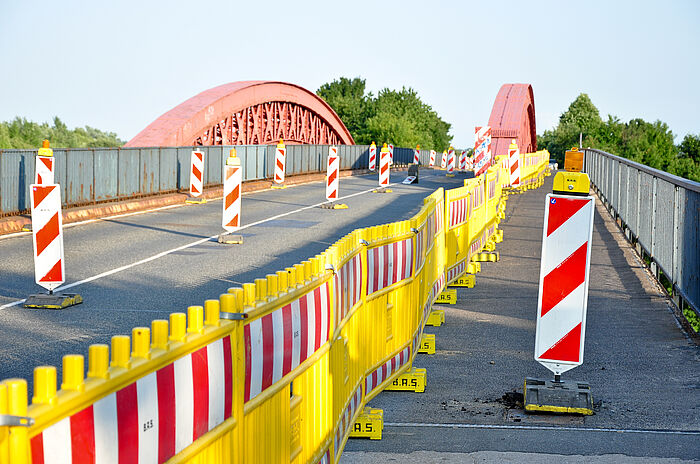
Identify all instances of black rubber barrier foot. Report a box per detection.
[24,293,83,309]
[319,202,348,209]
[524,377,593,415]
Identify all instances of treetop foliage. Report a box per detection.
[538,94,699,182]
[317,77,453,151]
[0,117,124,149]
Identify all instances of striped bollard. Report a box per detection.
[440,150,447,169]
[187,149,206,204]
[413,144,420,164]
[388,143,394,165]
[446,146,455,176]
[24,184,82,308]
[525,148,594,415]
[373,143,392,193]
[459,151,467,171]
[368,141,377,171]
[219,149,243,244]
[509,139,521,188]
[429,150,436,167]
[321,146,347,209]
[272,139,287,189]
[35,139,54,185]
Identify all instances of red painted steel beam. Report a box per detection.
[125,81,354,147]
[488,84,537,156]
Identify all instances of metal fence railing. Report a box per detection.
[0,144,429,216]
[583,148,700,317]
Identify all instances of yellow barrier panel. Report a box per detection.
[1,164,552,464]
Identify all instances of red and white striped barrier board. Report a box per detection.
[449,197,469,228]
[459,151,467,171]
[31,336,233,464]
[365,347,410,395]
[222,156,242,232]
[440,150,447,169]
[35,156,54,185]
[470,236,483,255]
[368,143,377,171]
[447,147,455,173]
[473,126,492,177]
[508,139,521,187]
[274,140,286,184]
[435,198,444,234]
[429,150,436,167]
[326,146,339,201]
[422,273,446,323]
[334,253,363,324]
[470,183,484,211]
[333,385,362,458]
[446,260,465,284]
[388,143,394,165]
[414,224,426,273]
[244,283,331,402]
[425,210,436,251]
[535,195,595,375]
[189,150,204,197]
[413,147,420,164]
[488,178,496,200]
[366,238,414,294]
[379,145,391,187]
[30,184,64,291]
[316,449,331,464]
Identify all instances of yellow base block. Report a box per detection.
[483,241,496,252]
[426,309,445,326]
[320,202,349,209]
[449,274,475,288]
[372,188,393,193]
[466,262,481,274]
[435,288,456,305]
[418,333,436,354]
[271,184,287,189]
[494,230,504,243]
[24,293,83,309]
[472,252,499,262]
[446,173,455,177]
[185,198,207,204]
[385,367,427,393]
[350,407,383,440]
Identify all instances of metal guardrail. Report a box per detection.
[0,144,426,216]
[583,148,700,316]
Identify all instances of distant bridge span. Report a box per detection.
[488,83,537,155]
[125,81,354,147]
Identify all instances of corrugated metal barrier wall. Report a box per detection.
[0,151,551,464]
[583,148,700,316]
[0,145,428,216]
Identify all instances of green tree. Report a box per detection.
[0,117,124,148]
[317,77,376,144]
[539,93,602,163]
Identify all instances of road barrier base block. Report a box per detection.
[24,293,83,309]
[185,198,207,204]
[320,202,348,209]
[271,184,287,189]
[350,407,383,440]
[386,367,427,393]
[449,274,475,288]
[466,262,481,274]
[218,233,243,245]
[418,333,436,354]
[435,288,457,305]
[524,377,593,415]
[372,188,393,194]
[472,252,499,263]
[426,309,445,326]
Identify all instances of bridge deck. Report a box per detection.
[343,173,700,462]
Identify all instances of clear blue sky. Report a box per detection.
[1,0,698,148]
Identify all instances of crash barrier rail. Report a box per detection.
[0,145,421,216]
[583,148,700,317]
[0,153,550,464]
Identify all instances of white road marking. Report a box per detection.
[385,422,700,436]
[0,181,404,310]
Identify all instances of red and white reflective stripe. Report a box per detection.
[440,151,447,169]
[368,144,377,171]
[413,149,420,164]
[429,150,436,167]
[244,283,331,402]
[446,260,465,283]
[471,184,483,210]
[333,386,362,458]
[414,226,426,272]
[423,273,446,323]
[189,151,204,197]
[470,237,482,255]
[326,146,339,201]
[366,238,413,295]
[30,184,64,291]
[317,449,331,464]
[447,148,455,173]
[274,144,286,184]
[459,152,467,171]
[379,147,390,187]
[509,144,521,187]
[488,179,496,199]
[222,164,242,232]
[435,200,444,233]
[35,156,54,185]
[364,347,410,395]
[388,144,394,165]
[535,195,595,374]
[449,197,469,228]
[473,126,492,176]
[334,253,363,323]
[30,336,233,464]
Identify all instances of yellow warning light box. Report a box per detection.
[552,147,590,196]
[564,147,584,172]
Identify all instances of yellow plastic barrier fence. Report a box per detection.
[1,160,552,463]
[517,149,550,190]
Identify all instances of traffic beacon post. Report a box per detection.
[525,147,594,415]
[218,148,243,244]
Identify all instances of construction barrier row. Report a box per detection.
[0,151,550,464]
